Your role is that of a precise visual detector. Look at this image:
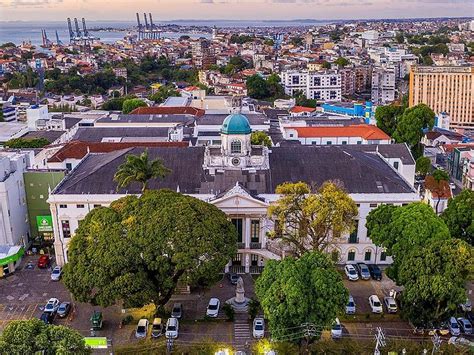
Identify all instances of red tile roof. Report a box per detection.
[290,106,317,113]
[48,140,188,163]
[292,125,390,140]
[129,106,205,117]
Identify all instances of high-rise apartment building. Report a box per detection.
[371,67,396,105]
[280,70,342,102]
[409,66,474,130]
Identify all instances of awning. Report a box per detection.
[0,246,25,265]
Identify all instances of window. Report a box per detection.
[93,204,101,208]
[76,204,85,208]
[380,252,387,261]
[251,254,259,266]
[357,141,362,144]
[393,161,399,170]
[65,163,73,171]
[59,204,67,209]
[348,250,356,261]
[342,141,347,145]
[314,77,321,86]
[369,203,378,208]
[330,77,337,85]
[231,140,242,154]
[61,220,71,239]
[314,91,321,99]
[251,220,260,242]
[326,141,332,145]
[349,220,359,243]
[292,76,300,85]
[232,219,243,243]
[364,250,372,261]
[232,253,242,265]
[329,91,337,99]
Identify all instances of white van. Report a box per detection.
[135,318,149,338]
[165,317,179,339]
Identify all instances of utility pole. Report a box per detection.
[431,333,441,355]
[374,327,386,355]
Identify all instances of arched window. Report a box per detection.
[347,249,356,262]
[231,140,242,154]
[364,249,372,262]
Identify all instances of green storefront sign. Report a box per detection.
[36,215,53,232]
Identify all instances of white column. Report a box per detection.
[260,216,266,249]
[245,217,251,249]
[244,253,250,273]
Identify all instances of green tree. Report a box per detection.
[290,37,303,47]
[268,182,358,257]
[441,190,474,246]
[398,238,473,326]
[255,251,348,342]
[366,202,451,281]
[114,149,171,192]
[393,104,435,159]
[0,319,90,354]
[374,104,403,136]
[395,33,405,44]
[122,98,147,114]
[246,74,269,100]
[63,190,237,309]
[148,85,179,104]
[321,61,331,69]
[334,57,350,67]
[4,137,50,148]
[415,156,431,176]
[266,73,285,100]
[251,131,272,147]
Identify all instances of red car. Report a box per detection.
[37,255,50,268]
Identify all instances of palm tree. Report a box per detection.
[114,149,171,193]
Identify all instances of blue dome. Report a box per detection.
[221,113,252,135]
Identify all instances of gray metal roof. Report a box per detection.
[97,114,194,125]
[53,144,415,196]
[73,127,170,142]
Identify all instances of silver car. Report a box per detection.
[346,295,356,314]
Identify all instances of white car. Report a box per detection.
[346,295,356,315]
[165,317,179,339]
[448,316,461,336]
[460,299,472,312]
[344,264,359,281]
[457,317,472,335]
[44,298,60,313]
[331,318,342,339]
[206,298,220,318]
[135,318,148,338]
[369,295,383,314]
[383,297,398,313]
[50,266,62,281]
[253,317,265,338]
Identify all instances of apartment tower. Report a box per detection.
[409,66,474,130]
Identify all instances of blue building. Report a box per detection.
[322,101,374,124]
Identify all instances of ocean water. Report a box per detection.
[0,20,330,46]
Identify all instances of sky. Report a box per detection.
[0,0,473,22]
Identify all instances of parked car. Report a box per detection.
[44,298,60,313]
[460,299,472,312]
[369,295,383,314]
[90,311,103,330]
[151,318,163,338]
[457,317,472,335]
[39,311,54,324]
[206,298,220,318]
[253,317,265,338]
[135,318,149,339]
[346,295,356,315]
[384,297,398,313]
[344,264,359,281]
[228,272,239,285]
[367,264,382,281]
[171,303,182,319]
[37,255,50,268]
[50,266,62,281]
[165,317,179,339]
[57,302,71,318]
[331,318,342,339]
[356,263,371,280]
[448,317,461,336]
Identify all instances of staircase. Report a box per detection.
[233,312,252,352]
[174,282,190,295]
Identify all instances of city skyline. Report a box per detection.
[1,0,473,22]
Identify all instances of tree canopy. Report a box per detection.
[441,190,474,245]
[0,319,90,355]
[425,169,450,214]
[398,239,473,326]
[415,156,431,176]
[268,182,358,257]
[114,150,171,192]
[4,137,50,148]
[334,57,350,67]
[255,251,348,342]
[148,85,179,104]
[374,104,403,136]
[63,190,237,309]
[246,74,285,101]
[251,131,272,147]
[122,98,147,114]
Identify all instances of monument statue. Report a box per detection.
[235,276,245,303]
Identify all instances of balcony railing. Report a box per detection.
[250,242,262,249]
[237,242,246,249]
[230,265,245,274]
[250,265,264,274]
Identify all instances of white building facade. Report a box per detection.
[280,71,342,102]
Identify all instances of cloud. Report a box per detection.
[9,0,63,6]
